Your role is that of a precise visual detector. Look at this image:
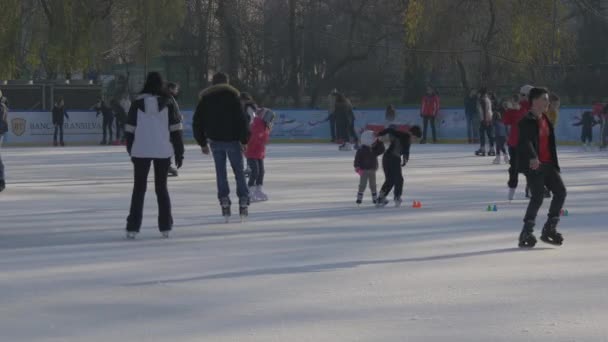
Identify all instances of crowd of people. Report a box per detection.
[1,74,604,248]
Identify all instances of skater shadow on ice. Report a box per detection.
[126,247,552,286]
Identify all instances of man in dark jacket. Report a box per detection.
[516,87,566,248]
[52,97,69,146]
[0,93,8,192]
[375,125,422,208]
[95,97,115,145]
[464,89,478,143]
[193,72,250,221]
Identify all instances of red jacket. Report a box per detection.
[503,100,530,147]
[245,117,270,160]
[421,94,440,117]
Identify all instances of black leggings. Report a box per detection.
[127,158,173,232]
[380,155,404,200]
[247,158,265,186]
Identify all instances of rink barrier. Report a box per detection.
[3,107,602,146]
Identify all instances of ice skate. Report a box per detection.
[161,231,170,239]
[492,155,501,164]
[372,192,378,204]
[540,217,563,246]
[375,195,389,208]
[0,180,5,193]
[249,186,262,203]
[487,148,496,156]
[339,143,353,151]
[475,148,486,156]
[239,197,249,222]
[394,197,402,208]
[503,154,509,164]
[508,187,516,201]
[126,231,138,240]
[356,192,363,206]
[256,186,268,201]
[220,198,231,223]
[518,221,537,248]
[168,166,179,177]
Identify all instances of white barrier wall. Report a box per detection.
[3,107,603,146]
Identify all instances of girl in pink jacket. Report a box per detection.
[245,108,276,202]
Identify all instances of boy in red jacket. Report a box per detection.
[420,86,440,144]
[245,108,276,202]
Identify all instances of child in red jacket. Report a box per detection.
[245,108,276,202]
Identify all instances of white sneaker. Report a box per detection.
[126,231,138,240]
[503,155,510,164]
[508,188,516,201]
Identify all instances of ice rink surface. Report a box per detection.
[1,143,607,342]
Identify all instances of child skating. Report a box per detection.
[354,130,385,205]
[492,109,508,164]
[375,125,422,208]
[245,107,276,203]
[573,111,600,151]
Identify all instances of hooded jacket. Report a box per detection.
[193,84,249,147]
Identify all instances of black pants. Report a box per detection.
[102,117,114,143]
[115,120,124,141]
[523,164,566,223]
[495,136,507,156]
[581,127,593,144]
[349,121,358,144]
[380,155,404,200]
[329,114,336,142]
[479,123,494,149]
[247,158,265,186]
[53,124,64,144]
[422,116,436,142]
[127,158,173,232]
[507,146,519,188]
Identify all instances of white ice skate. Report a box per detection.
[249,186,263,203]
[508,188,516,201]
[339,143,353,151]
[492,156,501,164]
[126,231,138,240]
[256,186,268,201]
[161,231,170,238]
[503,155,510,164]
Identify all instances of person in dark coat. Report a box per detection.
[193,72,250,221]
[464,89,479,143]
[0,93,8,192]
[516,87,566,248]
[52,97,69,146]
[375,125,422,208]
[573,111,600,149]
[334,93,355,150]
[95,97,115,145]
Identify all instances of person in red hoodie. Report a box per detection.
[245,107,276,202]
[420,86,440,144]
[503,85,532,200]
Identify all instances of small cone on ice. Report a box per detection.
[487,204,492,212]
[564,209,569,216]
[412,200,417,208]
[493,204,498,212]
[415,201,422,208]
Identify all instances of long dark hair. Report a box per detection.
[140,72,165,96]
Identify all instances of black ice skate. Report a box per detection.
[475,148,486,156]
[518,221,537,248]
[239,197,249,222]
[540,217,563,246]
[372,192,378,204]
[394,197,402,208]
[487,148,496,156]
[375,196,389,208]
[356,192,363,206]
[220,198,232,223]
[168,166,179,177]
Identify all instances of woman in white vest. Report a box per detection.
[123,72,184,239]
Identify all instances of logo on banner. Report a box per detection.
[11,117,26,136]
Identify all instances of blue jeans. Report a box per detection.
[210,141,249,205]
[0,134,4,181]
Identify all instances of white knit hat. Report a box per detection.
[520,85,534,96]
[360,130,376,147]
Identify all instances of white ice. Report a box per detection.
[1,144,607,342]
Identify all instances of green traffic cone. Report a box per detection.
[487,205,492,212]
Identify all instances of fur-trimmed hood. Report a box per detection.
[199,84,240,99]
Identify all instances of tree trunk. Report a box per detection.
[287,0,301,107]
[217,0,240,83]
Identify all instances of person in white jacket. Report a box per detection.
[475,87,495,156]
[124,72,184,239]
